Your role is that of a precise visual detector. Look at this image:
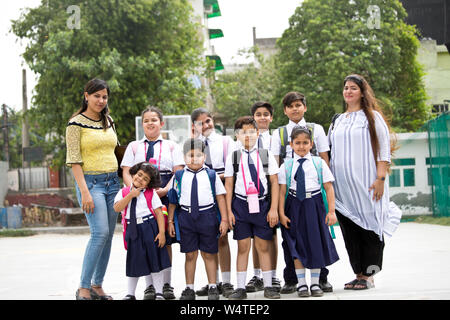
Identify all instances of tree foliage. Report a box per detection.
[11,0,205,167]
[275,0,430,132]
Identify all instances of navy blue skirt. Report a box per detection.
[281,193,339,269]
[125,216,171,277]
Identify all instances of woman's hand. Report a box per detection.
[369,178,385,201]
[81,190,95,214]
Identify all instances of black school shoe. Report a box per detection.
[122,294,136,300]
[319,279,333,293]
[163,283,176,299]
[208,286,220,300]
[180,287,196,300]
[281,282,297,294]
[245,276,264,292]
[228,288,247,300]
[264,287,281,299]
[143,285,156,300]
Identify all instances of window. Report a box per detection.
[393,158,415,166]
[403,169,415,187]
[389,169,401,187]
[428,168,440,185]
[432,104,449,114]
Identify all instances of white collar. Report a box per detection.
[141,134,163,143]
[287,118,306,129]
[203,131,219,141]
[240,143,258,153]
[293,152,312,161]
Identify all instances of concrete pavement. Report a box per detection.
[1,222,450,300]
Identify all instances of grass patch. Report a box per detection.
[413,216,450,226]
[0,229,37,237]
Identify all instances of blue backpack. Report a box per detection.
[284,156,336,239]
[168,168,221,241]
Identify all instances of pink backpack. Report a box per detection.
[121,187,157,250]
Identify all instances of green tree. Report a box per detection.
[211,48,281,130]
[11,0,205,167]
[276,0,430,132]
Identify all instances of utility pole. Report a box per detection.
[2,104,9,165]
[22,69,30,168]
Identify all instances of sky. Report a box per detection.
[0,0,302,111]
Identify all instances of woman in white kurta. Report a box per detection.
[328,74,393,290]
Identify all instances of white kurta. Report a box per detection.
[328,110,391,240]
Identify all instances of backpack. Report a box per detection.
[231,149,270,198]
[279,123,317,162]
[283,156,336,239]
[120,187,168,250]
[170,168,221,241]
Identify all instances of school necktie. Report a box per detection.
[189,169,201,220]
[294,158,307,201]
[145,140,159,162]
[258,135,263,149]
[128,197,138,241]
[247,151,265,197]
[204,139,213,169]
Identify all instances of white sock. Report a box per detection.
[222,271,231,284]
[271,270,277,278]
[209,283,217,289]
[216,268,220,283]
[262,271,272,288]
[144,274,153,288]
[127,277,139,296]
[152,270,164,294]
[296,268,307,290]
[163,267,172,285]
[254,268,262,278]
[237,271,247,289]
[310,269,321,287]
[187,284,194,290]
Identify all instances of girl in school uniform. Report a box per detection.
[121,106,184,299]
[190,108,236,297]
[114,162,171,300]
[278,127,339,298]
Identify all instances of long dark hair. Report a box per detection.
[343,74,396,161]
[71,79,111,130]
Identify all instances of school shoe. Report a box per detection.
[228,288,247,300]
[221,282,235,298]
[272,277,282,292]
[310,284,324,297]
[245,276,264,292]
[264,287,281,299]
[297,285,310,298]
[155,293,165,300]
[319,279,333,293]
[163,283,176,300]
[208,286,220,300]
[180,287,196,300]
[143,285,156,300]
[281,282,297,294]
[122,294,136,300]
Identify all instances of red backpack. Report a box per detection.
[120,187,168,250]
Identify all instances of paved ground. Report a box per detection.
[1,222,450,300]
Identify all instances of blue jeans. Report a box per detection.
[75,172,120,289]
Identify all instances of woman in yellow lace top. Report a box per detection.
[66,79,120,300]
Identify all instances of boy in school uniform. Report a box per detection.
[270,92,333,293]
[245,102,280,292]
[167,139,229,300]
[224,116,280,300]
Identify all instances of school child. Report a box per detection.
[245,102,280,293]
[278,127,339,298]
[167,139,229,300]
[270,92,333,293]
[224,116,280,300]
[121,106,184,299]
[113,162,171,300]
[190,108,235,297]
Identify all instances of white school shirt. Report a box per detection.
[327,110,391,239]
[235,130,272,150]
[278,153,334,192]
[120,135,185,171]
[199,131,235,172]
[224,145,279,197]
[177,167,227,207]
[270,119,329,158]
[114,189,163,219]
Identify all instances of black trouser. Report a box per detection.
[282,238,329,285]
[336,210,385,277]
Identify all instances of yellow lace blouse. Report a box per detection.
[65,114,118,174]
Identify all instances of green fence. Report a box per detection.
[427,112,450,217]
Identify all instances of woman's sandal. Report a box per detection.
[344,279,359,290]
[353,279,374,290]
[90,286,113,300]
[75,288,91,300]
[310,284,323,297]
[297,285,310,298]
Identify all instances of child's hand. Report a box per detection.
[279,214,291,229]
[155,232,166,248]
[267,208,279,228]
[168,222,175,238]
[129,187,144,198]
[228,212,236,230]
[325,212,337,226]
[219,220,229,237]
[156,187,168,198]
